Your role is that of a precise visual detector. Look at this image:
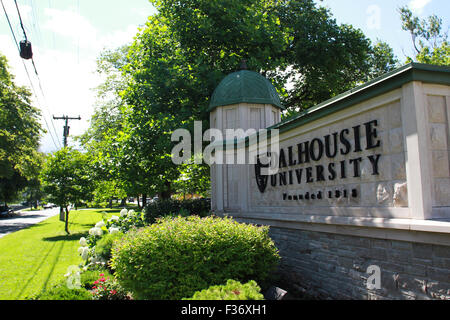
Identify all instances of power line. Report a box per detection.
[13,0,27,41]
[15,0,62,148]
[14,0,61,145]
[1,0,61,150]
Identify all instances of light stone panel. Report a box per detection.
[427,94,450,207]
[248,98,407,218]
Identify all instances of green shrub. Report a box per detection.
[34,283,92,300]
[143,198,210,224]
[111,215,279,300]
[95,232,124,262]
[184,280,264,300]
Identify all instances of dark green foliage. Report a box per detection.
[111,216,279,300]
[143,198,211,224]
[95,232,124,262]
[0,52,43,204]
[184,279,264,300]
[40,147,94,234]
[33,283,92,300]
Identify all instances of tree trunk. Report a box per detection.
[109,198,113,209]
[64,206,70,234]
[120,197,126,206]
[142,194,147,208]
[137,196,140,209]
[59,206,65,221]
[160,181,172,200]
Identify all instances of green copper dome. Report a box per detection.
[208,70,284,111]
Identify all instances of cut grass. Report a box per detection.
[0,208,120,300]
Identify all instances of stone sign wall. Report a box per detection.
[210,63,450,300]
[249,97,409,218]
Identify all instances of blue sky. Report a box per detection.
[319,0,449,61]
[0,0,448,153]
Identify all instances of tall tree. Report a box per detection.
[399,6,449,65]
[78,46,157,205]
[41,148,94,233]
[120,0,398,196]
[21,151,45,209]
[0,53,43,205]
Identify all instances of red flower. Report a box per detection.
[93,280,99,284]
[92,286,97,290]
[99,277,106,282]
[99,273,104,276]
[110,290,117,295]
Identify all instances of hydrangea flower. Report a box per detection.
[95,221,106,228]
[109,215,120,222]
[79,237,87,247]
[109,227,120,234]
[78,247,89,260]
[89,227,103,236]
[120,209,128,217]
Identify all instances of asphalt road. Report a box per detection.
[0,207,60,238]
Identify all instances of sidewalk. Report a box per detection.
[0,207,60,238]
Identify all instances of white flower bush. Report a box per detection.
[89,227,103,236]
[78,208,145,270]
[78,246,90,261]
[95,220,106,228]
[109,227,120,234]
[108,215,120,223]
[79,237,87,247]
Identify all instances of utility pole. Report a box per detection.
[52,115,81,147]
[52,115,81,222]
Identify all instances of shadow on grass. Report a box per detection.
[15,241,58,299]
[43,232,87,242]
[41,240,65,292]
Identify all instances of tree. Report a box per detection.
[399,6,449,65]
[0,52,43,205]
[21,151,45,209]
[119,0,398,196]
[366,41,399,80]
[41,148,93,234]
[78,46,156,206]
[173,158,211,199]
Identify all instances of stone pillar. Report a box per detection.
[401,81,433,220]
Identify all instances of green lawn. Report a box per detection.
[0,209,119,300]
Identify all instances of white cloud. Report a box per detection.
[43,8,139,52]
[409,0,432,14]
[43,7,98,49]
[1,5,143,153]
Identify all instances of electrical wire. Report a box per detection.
[13,0,61,145]
[1,0,61,150]
[13,0,62,148]
[13,0,26,41]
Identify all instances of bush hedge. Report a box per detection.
[111,215,279,300]
[33,283,92,300]
[143,198,210,224]
[94,232,124,262]
[184,280,264,300]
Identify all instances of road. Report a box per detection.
[0,207,60,238]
